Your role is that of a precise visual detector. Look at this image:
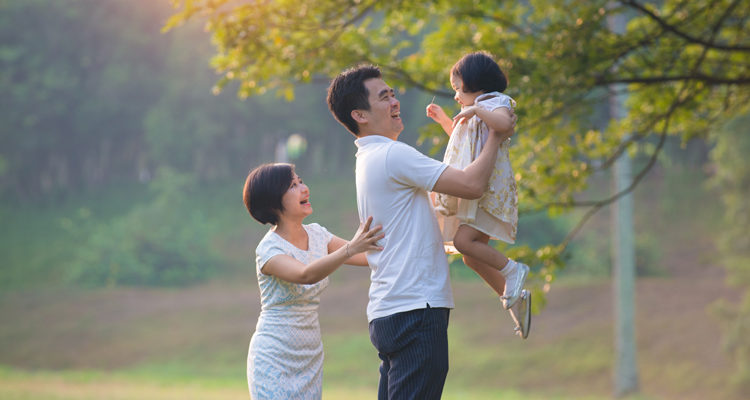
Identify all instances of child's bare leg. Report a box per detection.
[454,224,529,309]
[453,225,509,271]
[462,255,506,298]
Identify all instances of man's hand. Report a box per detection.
[493,111,517,141]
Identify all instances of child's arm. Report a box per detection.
[453,106,515,139]
[432,119,516,199]
[426,103,454,136]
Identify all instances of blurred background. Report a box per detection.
[1,1,748,399]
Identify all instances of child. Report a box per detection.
[426,51,531,339]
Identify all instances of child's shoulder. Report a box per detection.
[476,92,516,104]
[476,92,515,111]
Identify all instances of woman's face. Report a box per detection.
[450,74,481,107]
[280,173,312,220]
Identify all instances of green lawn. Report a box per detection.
[0,166,740,399]
[0,273,736,399]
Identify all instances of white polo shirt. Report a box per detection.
[354,135,454,322]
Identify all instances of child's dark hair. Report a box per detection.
[327,65,382,136]
[450,51,507,94]
[243,163,295,225]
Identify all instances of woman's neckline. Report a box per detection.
[272,225,310,252]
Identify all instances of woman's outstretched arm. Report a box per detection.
[328,235,371,266]
[262,217,383,284]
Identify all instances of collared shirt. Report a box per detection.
[354,135,454,322]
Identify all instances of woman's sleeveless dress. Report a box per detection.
[434,92,519,250]
[247,223,333,399]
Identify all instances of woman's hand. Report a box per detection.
[346,216,384,256]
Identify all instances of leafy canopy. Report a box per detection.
[165,0,750,284]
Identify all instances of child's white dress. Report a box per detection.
[434,92,518,249]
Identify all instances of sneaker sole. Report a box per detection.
[520,290,531,339]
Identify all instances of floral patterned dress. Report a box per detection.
[247,223,332,400]
[434,92,518,249]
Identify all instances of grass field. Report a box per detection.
[0,266,741,399]
[0,369,593,400]
[0,165,745,399]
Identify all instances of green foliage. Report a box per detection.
[164,0,750,283]
[0,0,169,198]
[563,223,663,278]
[0,0,356,202]
[65,169,223,287]
[710,114,750,394]
[165,0,749,199]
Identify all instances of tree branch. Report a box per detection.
[451,9,533,36]
[377,63,454,97]
[597,75,750,86]
[620,0,750,52]
[317,3,377,49]
[553,72,701,248]
[559,125,668,250]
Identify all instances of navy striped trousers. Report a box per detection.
[368,304,450,400]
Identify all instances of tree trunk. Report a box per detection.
[608,7,640,397]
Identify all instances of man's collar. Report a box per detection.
[354,135,395,148]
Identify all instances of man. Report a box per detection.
[326,65,524,399]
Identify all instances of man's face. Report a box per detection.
[360,78,402,138]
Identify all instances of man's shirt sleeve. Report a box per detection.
[386,142,448,192]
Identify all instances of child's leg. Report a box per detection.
[462,255,506,298]
[464,253,531,338]
[454,224,529,309]
[453,225,509,271]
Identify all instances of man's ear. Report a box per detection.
[351,109,368,124]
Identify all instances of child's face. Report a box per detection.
[450,74,481,107]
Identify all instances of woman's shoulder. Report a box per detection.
[304,223,333,241]
[256,228,286,253]
[303,222,323,232]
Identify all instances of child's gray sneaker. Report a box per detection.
[501,260,529,309]
[509,289,531,339]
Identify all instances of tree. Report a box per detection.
[165,2,749,392]
[711,114,750,395]
[165,0,749,283]
[0,0,169,198]
[1,0,354,201]
[65,167,223,287]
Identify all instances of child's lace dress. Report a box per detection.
[434,92,518,251]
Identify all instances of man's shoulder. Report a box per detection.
[388,140,428,159]
[359,139,423,162]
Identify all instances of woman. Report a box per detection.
[242,163,383,399]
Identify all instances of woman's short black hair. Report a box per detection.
[450,51,507,94]
[243,163,294,225]
[327,65,382,136]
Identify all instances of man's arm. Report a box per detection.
[432,115,516,199]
